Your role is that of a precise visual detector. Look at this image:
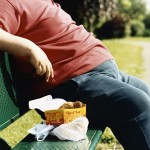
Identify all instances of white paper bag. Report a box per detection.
[51,117,89,141]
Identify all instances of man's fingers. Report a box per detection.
[36,64,42,75]
[46,63,54,82]
[40,64,46,75]
[45,63,50,82]
[46,71,50,82]
[33,59,54,82]
[50,66,54,79]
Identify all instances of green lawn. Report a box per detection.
[106,37,150,42]
[96,38,144,150]
[103,39,144,78]
[123,37,150,42]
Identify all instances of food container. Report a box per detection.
[44,104,86,126]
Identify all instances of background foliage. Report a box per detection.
[55,0,150,39]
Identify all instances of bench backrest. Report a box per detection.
[0,52,19,131]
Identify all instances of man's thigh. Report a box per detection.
[76,73,150,127]
[119,71,150,96]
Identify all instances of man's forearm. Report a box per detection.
[0,28,32,57]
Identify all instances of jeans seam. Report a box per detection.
[134,118,150,148]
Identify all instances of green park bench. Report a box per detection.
[0,52,104,150]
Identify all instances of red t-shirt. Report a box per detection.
[0,0,113,99]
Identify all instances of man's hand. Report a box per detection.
[28,44,54,82]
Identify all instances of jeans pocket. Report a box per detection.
[71,72,94,87]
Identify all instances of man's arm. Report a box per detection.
[0,29,54,82]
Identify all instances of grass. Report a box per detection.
[123,37,150,42]
[0,110,42,148]
[103,39,144,78]
[107,37,150,42]
[96,38,144,150]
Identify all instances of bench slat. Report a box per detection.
[13,130,102,150]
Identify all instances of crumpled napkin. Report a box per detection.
[28,117,89,141]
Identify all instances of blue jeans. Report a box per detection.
[49,60,150,150]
